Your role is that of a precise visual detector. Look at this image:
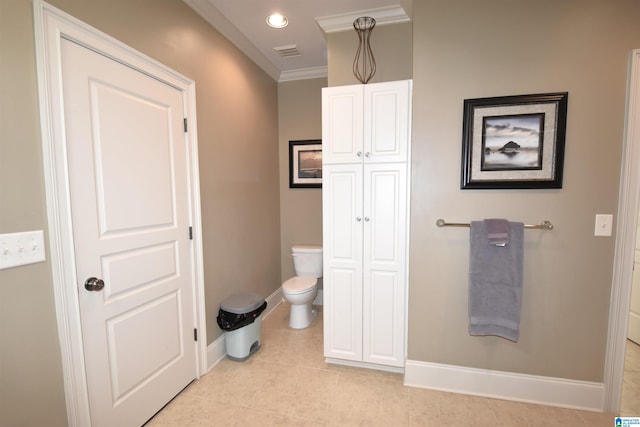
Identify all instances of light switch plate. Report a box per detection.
[0,230,46,269]
[594,214,613,237]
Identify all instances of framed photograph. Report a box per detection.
[461,92,568,189]
[289,140,322,188]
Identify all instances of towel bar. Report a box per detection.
[435,219,553,230]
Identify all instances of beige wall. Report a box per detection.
[406,0,640,382]
[1,0,280,425]
[278,78,326,281]
[327,22,413,87]
[0,1,67,425]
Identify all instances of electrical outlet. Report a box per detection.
[0,230,46,270]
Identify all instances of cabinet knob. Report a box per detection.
[357,151,363,157]
[365,217,370,222]
[356,217,362,222]
[365,152,371,158]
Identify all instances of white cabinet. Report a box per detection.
[322,80,411,369]
[322,80,411,165]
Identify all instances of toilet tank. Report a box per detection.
[291,245,323,278]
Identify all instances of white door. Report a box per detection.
[364,80,411,163]
[362,163,407,367]
[61,38,197,426]
[630,222,640,344]
[322,85,364,164]
[323,164,363,361]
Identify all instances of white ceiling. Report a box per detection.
[183,0,410,82]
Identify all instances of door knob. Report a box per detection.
[84,277,105,292]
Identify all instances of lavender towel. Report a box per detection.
[469,221,524,341]
[485,218,510,246]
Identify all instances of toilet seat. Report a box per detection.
[282,276,317,295]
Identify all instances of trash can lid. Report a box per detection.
[220,292,264,314]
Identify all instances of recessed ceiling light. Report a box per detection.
[266,14,288,28]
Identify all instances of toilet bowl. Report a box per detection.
[282,245,322,329]
[282,276,318,329]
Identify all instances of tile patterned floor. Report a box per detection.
[147,303,638,426]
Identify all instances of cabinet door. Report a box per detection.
[362,163,407,367]
[322,85,364,164]
[364,80,411,163]
[323,164,363,362]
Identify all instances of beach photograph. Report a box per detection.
[481,114,544,171]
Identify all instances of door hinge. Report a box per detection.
[194,328,198,341]
[183,118,188,132]
[189,226,193,240]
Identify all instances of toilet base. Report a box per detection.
[289,303,316,329]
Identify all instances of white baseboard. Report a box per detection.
[326,357,404,374]
[263,287,284,318]
[206,287,284,371]
[404,360,605,412]
[205,334,226,372]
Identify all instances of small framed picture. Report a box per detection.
[461,92,568,189]
[289,140,322,188]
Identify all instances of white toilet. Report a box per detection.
[282,245,322,329]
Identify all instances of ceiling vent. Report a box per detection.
[273,44,301,58]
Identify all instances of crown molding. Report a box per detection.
[316,5,410,34]
[279,66,328,82]
[183,0,280,81]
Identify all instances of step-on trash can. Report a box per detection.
[217,292,267,361]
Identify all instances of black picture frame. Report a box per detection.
[461,92,568,189]
[289,140,322,188]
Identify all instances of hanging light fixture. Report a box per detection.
[266,13,288,28]
[352,16,376,84]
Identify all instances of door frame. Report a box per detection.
[604,48,640,413]
[33,2,208,425]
